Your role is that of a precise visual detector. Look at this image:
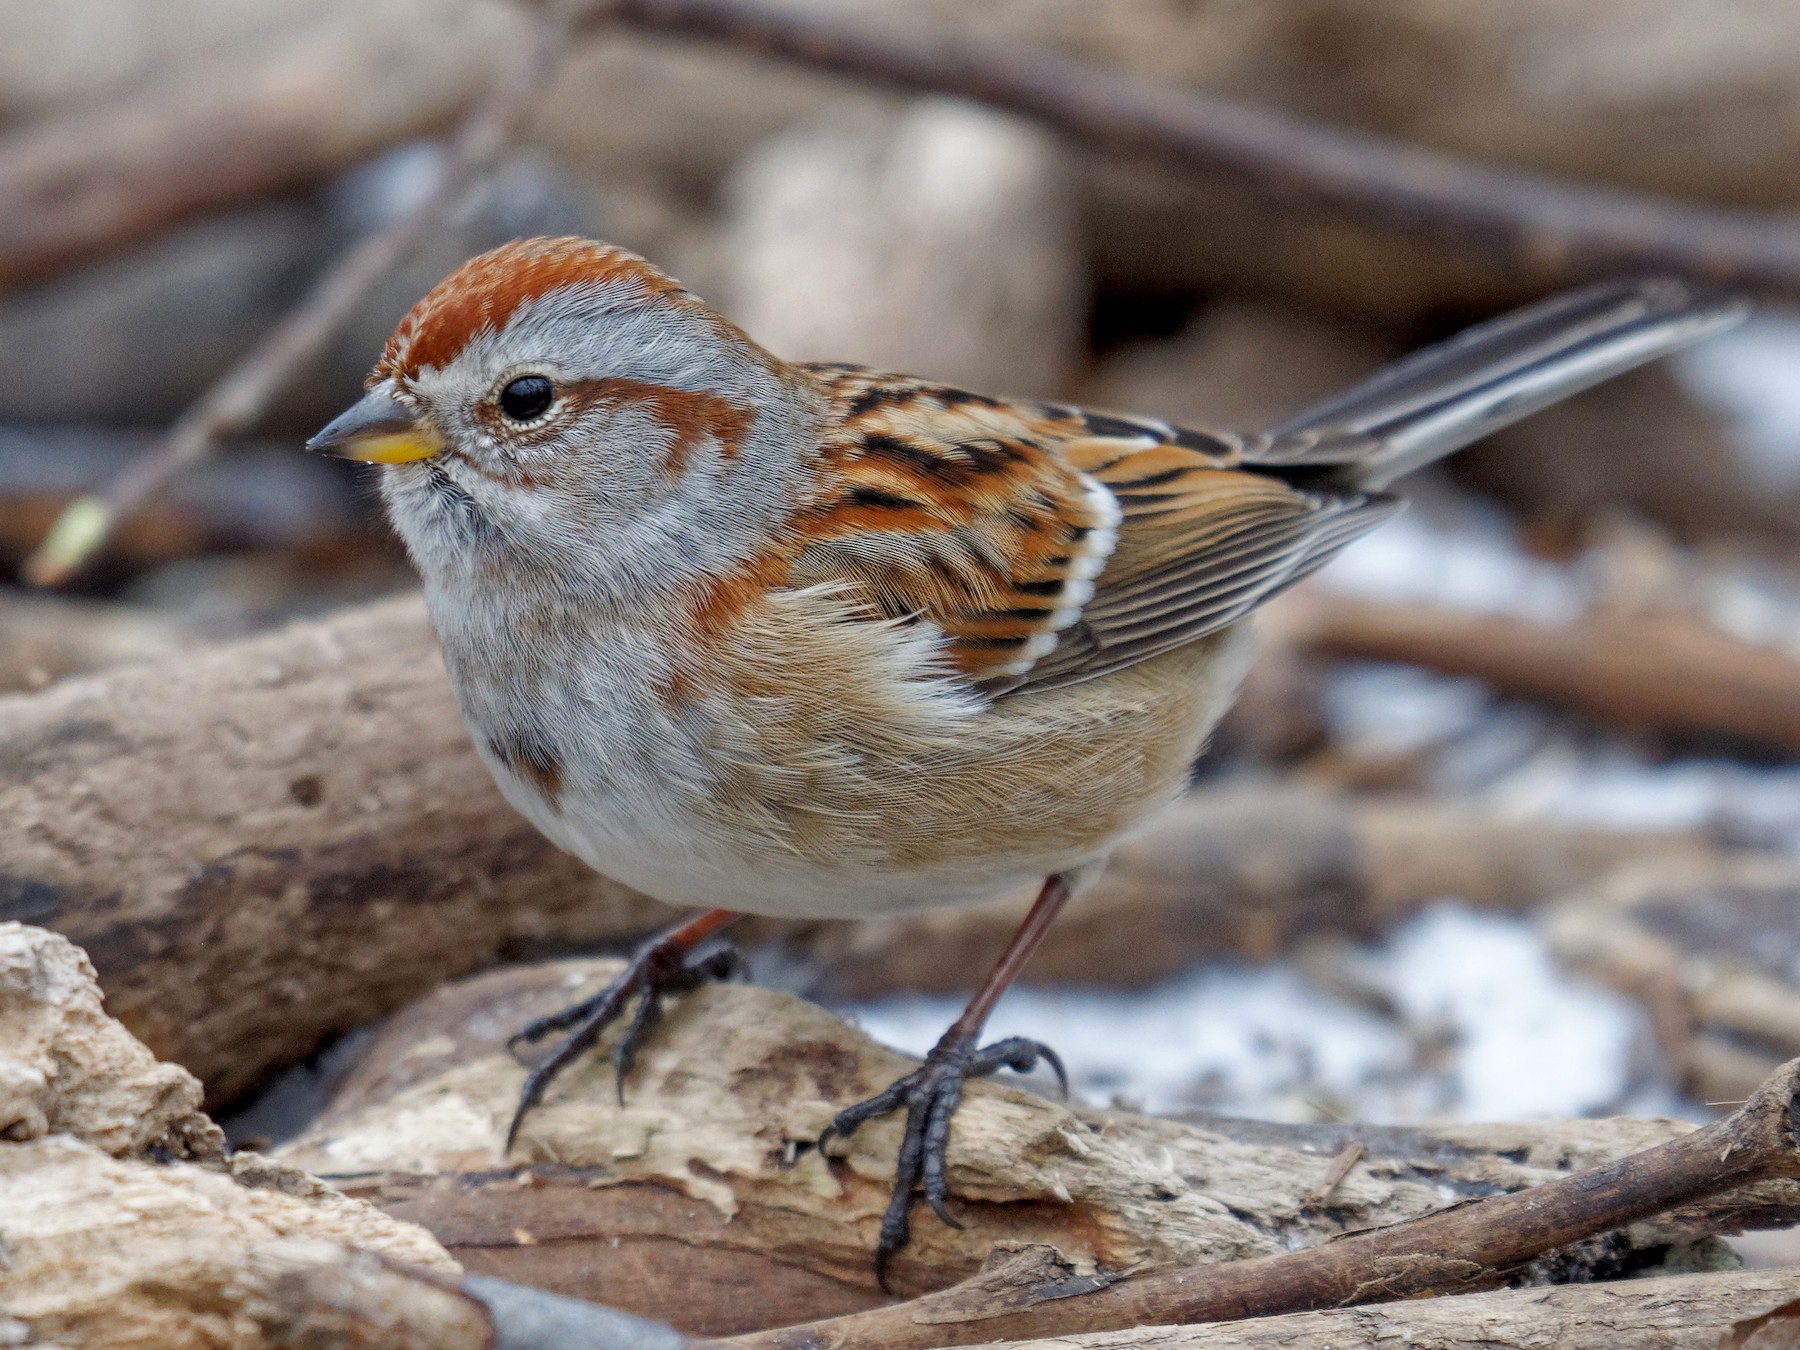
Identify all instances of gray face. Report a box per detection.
[376,275,823,609]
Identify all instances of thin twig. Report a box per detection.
[606,0,1800,298]
[20,0,598,588]
[734,1057,1800,1350]
[1302,1140,1365,1208]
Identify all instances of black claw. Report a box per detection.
[502,935,739,1152]
[612,980,666,1106]
[970,1036,1067,1098]
[822,1028,1065,1284]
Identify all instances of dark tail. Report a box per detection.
[1251,278,1748,491]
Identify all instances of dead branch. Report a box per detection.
[278,957,1797,1334]
[20,0,592,589]
[0,8,519,292]
[908,1267,1800,1350]
[1272,585,1800,755]
[0,595,1708,1105]
[735,1055,1800,1350]
[607,0,1800,299]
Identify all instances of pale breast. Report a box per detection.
[467,585,1252,921]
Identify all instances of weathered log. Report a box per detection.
[0,921,461,1346]
[2,594,1710,1105]
[735,1054,1800,1350]
[278,957,1793,1335]
[6,917,1796,1349]
[0,595,665,1105]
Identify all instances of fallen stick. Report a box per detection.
[1276,585,1800,755]
[277,957,1798,1335]
[737,1055,1800,1350]
[0,7,518,291]
[0,596,1706,1105]
[608,0,1800,299]
[889,1267,1800,1350]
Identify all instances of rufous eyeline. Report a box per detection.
[310,236,1745,1282]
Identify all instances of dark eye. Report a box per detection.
[498,375,555,422]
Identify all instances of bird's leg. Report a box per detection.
[821,872,1073,1288]
[505,907,742,1150]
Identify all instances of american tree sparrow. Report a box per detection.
[311,237,1743,1280]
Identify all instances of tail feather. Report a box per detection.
[1253,278,1748,491]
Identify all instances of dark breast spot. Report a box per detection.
[487,728,564,802]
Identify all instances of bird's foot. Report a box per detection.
[820,1027,1066,1289]
[504,931,742,1151]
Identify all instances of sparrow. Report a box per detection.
[310,236,1745,1282]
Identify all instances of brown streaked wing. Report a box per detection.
[787,373,1120,686]
[1011,436,1399,692]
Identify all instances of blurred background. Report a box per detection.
[10,0,1800,1249]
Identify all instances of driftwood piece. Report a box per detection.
[0,921,462,1346]
[6,921,1796,1347]
[1,594,1710,1105]
[0,920,706,1350]
[1547,857,1800,1109]
[1274,585,1800,755]
[0,589,196,693]
[278,958,1794,1335]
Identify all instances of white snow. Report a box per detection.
[837,904,1672,1126]
[1674,314,1800,490]
[1314,508,1587,623]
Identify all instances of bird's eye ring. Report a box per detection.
[498,375,555,422]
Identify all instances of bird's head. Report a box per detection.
[311,236,818,602]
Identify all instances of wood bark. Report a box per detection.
[276,957,1797,1336]
[1,594,1709,1106]
[737,1055,1800,1350]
